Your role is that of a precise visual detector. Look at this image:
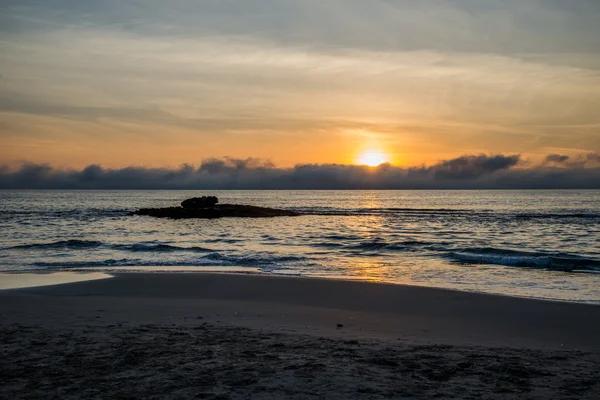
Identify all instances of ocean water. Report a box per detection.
[0,190,599,303]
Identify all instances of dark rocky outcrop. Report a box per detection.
[131,197,300,219]
[181,196,218,209]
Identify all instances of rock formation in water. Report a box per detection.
[181,196,218,209]
[131,197,300,219]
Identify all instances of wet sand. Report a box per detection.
[1,273,599,399]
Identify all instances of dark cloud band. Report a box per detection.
[1,154,599,189]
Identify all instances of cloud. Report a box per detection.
[544,154,571,164]
[586,153,600,164]
[543,153,600,168]
[3,0,600,54]
[199,157,276,174]
[426,154,520,179]
[1,154,599,190]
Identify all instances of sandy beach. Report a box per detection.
[1,273,599,399]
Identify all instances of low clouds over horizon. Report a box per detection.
[2,154,599,190]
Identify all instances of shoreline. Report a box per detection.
[2,269,599,307]
[2,272,599,350]
[2,272,599,398]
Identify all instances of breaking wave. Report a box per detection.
[31,252,309,270]
[448,248,600,272]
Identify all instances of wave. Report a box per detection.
[4,205,599,224]
[348,239,436,252]
[7,240,104,250]
[202,252,308,266]
[512,213,600,220]
[291,207,467,217]
[31,252,309,269]
[309,236,439,252]
[291,206,600,221]
[5,240,213,253]
[112,243,214,253]
[33,258,146,268]
[448,247,600,272]
[1,208,128,219]
[204,238,244,244]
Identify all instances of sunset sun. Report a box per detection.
[357,151,389,166]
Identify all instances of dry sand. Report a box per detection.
[1,273,599,399]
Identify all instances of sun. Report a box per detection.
[357,151,389,166]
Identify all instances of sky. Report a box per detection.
[0,0,599,188]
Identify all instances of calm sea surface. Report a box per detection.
[1,190,599,303]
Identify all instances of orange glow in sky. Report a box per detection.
[1,1,599,169]
[357,151,390,166]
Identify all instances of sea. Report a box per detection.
[1,190,599,303]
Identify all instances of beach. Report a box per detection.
[2,273,599,399]
[3,0,600,397]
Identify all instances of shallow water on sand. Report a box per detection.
[0,272,112,290]
[1,190,599,303]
